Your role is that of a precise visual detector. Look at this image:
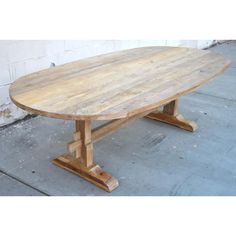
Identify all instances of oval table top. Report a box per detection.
[10,46,230,120]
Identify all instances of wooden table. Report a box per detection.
[10,46,230,192]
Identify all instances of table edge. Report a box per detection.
[9,58,231,121]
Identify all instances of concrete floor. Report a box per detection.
[0,41,236,196]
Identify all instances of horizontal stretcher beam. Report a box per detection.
[91,108,157,143]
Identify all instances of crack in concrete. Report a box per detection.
[0,168,50,196]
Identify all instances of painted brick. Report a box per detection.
[8,41,47,63]
[197,40,215,49]
[166,40,182,47]
[0,42,11,64]
[0,85,11,105]
[9,57,52,82]
[64,40,116,58]
[0,63,11,86]
[113,40,141,50]
[45,40,65,64]
[45,40,65,55]
[24,57,51,75]
[9,61,26,82]
[138,40,167,47]
[64,40,105,51]
[83,40,116,55]
[56,51,85,65]
[179,40,198,48]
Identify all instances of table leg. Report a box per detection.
[146,100,197,132]
[52,120,119,192]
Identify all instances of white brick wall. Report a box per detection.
[0,40,215,126]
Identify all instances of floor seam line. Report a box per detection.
[0,168,50,196]
[193,91,236,103]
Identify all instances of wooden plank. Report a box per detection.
[78,120,93,168]
[73,122,81,158]
[103,56,231,118]
[163,100,178,116]
[73,131,81,141]
[10,46,231,120]
[146,112,198,132]
[92,108,157,142]
[52,155,119,192]
[67,140,81,153]
[146,100,197,132]
[53,120,120,192]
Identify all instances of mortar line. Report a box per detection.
[0,168,50,196]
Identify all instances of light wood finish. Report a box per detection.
[163,100,178,116]
[52,155,119,192]
[146,100,197,132]
[92,107,157,142]
[77,120,93,167]
[53,120,119,192]
[9,46,230,192]
[10,47,230,121]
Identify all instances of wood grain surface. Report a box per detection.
[10,46,230,120]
